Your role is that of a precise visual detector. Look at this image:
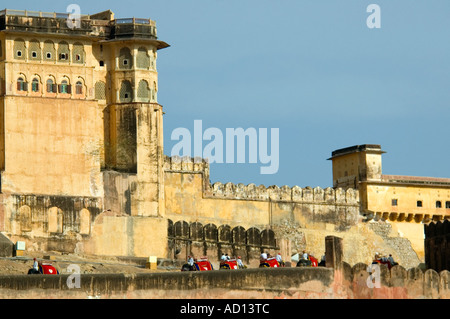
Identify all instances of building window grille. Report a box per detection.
[95,81,106,100]
[391,199,398,206]
[436,201,442,208]
[417,200,423,208]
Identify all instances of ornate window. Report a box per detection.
[136,47,150,69]
[59,79,71,94]
[14,39,26,60]
[72,42,84,64]
[58,41,70,62]
[46,78,57,93]
[16,77,27,92]
[119,80,133,102]
[137,80,149,101]
[75,81,83,95]
[31,78,40,92]
[95,81,106,100]
[119,47,132,69]
[44,40,55,61]
[29,40,41,60]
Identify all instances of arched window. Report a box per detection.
[29,39,41,60]
[14,39,26,60]
[58,41,70,62]
[31,78,40,92]
[72,42,84,64]
[46,78,56,93]
[75,81,83,94]
[44,40,55,61]
[119,80,133,102]
[59,79,71,94]
[137,80,149,101]
[136,47,150,69]
[95,81,106,100]
[17,77,27,92]
[119,47,132,69]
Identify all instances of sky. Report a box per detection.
[10,0,450,188]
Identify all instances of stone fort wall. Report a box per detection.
[0,153,421,269]
[163,156,420,268]
[0,266,447,299]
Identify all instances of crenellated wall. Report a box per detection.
[162,156,421,268]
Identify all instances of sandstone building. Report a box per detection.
[0,9,447,269]
[329,144,450,261]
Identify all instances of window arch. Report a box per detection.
[29,39,41,60]
[72,42,84,64]
[136,47,150,69]
[119,47,132,69]
[14,38,26,60]
[75,80,83,95]
[31,77,40,92]
[46,77,57,93]
[119,80,133,102]
[59,78,71,94]
[57,41,70,62]
[95,81,106,100]
[17,76,27,92]
[44,40,55,61]
[137,79,150,101]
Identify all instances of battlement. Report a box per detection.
[164,155,210,174]
[163,156,359,205]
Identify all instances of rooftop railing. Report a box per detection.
[0,9,155,25]
[0,9,90,19]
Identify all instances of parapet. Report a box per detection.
[164,155,210,175]
[208,182,359,205]
[0,9,169,48]
[163,155,359,205]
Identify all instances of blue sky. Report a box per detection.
[12,0,450,188]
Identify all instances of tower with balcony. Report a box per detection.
[0,8,169,257]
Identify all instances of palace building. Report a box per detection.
[0,8,447,268]
[329,144,450,258]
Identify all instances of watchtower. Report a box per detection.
[328,144,385,189]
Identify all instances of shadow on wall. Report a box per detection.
[425,219,450,273]
[167,219,277,265]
